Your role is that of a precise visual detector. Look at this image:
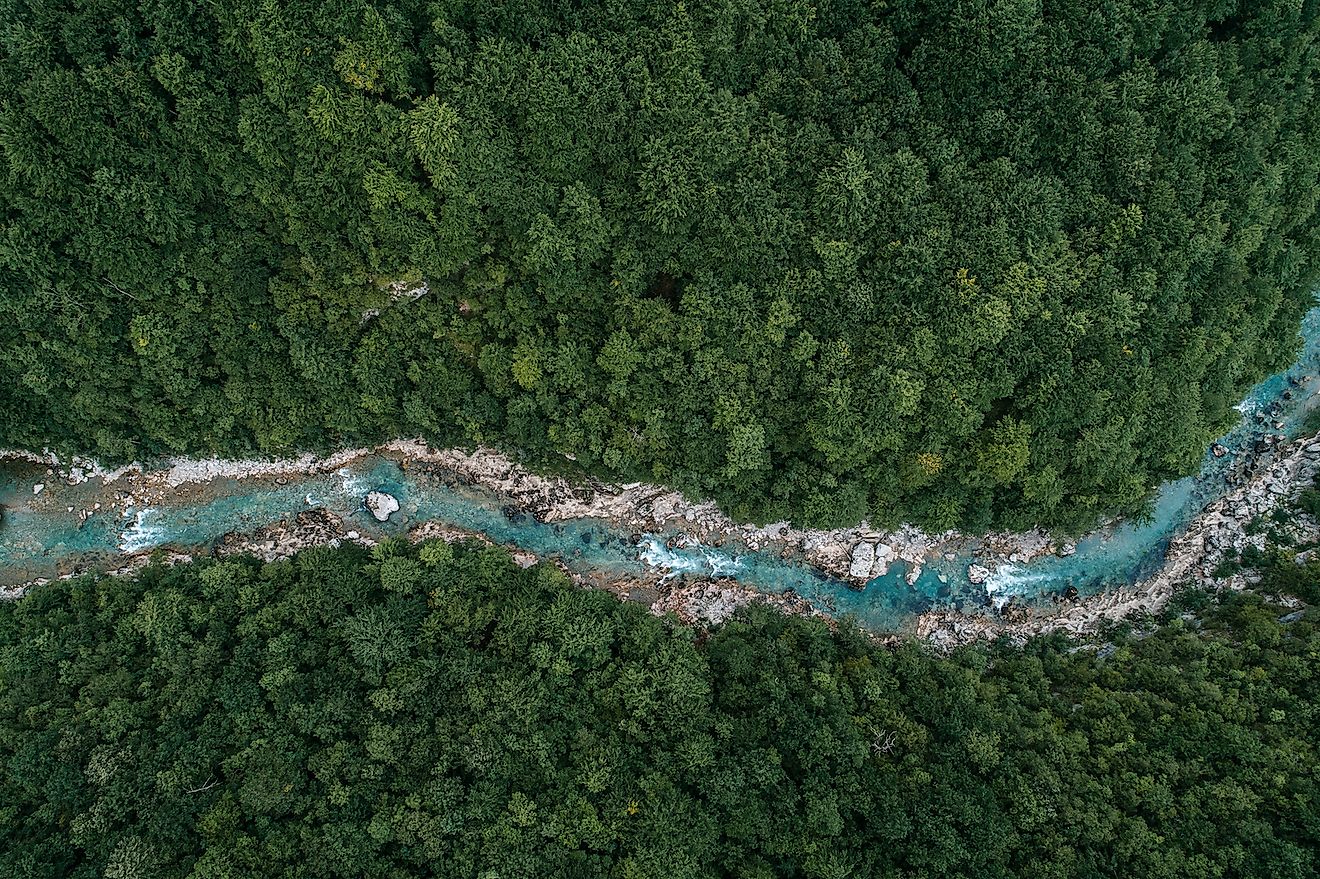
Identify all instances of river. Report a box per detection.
[4,306,1320,631]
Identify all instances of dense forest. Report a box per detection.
[0,539,1315,878]
[3,1,1320,530]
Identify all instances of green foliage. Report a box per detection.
[2,542,1317,878]
[2,2,1320,532]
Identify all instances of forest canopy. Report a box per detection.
[2,1,1319,530]
[1,540,1317,878]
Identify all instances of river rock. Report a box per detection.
[871,543,896,577]
[365,491,400,522]
[905,565,922,586]
[848,542,876,579]
[1211,443,1228,458]
[967,564,992,584]
[32,483,43,495]
[1056,541,1077,557]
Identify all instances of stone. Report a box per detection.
[365,490,400,522]
[848,542,876,580]
[1056,541,1077,557]
[32,483,43,495]
[967,564,992,585]
[871,543,896,577]
[1211,443,1228,458]
[905,565,922,586]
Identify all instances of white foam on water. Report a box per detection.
[119,508,167,553]
[337,468,371,499]
[983,565,1053,608]
[638,537,744,581]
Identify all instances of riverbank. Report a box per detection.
[914,429,1320,648]
[3,494,833,641]
[1,438,1066,589]
[3,422,1318,646]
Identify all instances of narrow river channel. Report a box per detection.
[4,306,1320,631]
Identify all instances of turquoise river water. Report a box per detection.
[4,306,1320,631]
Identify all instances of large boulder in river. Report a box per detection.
[848,542,876,580]
[967,564,992,585]
[871,543,896,577]
[365,491,400,522]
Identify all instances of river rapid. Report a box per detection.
[4,306,1320,634]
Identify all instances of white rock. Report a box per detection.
[905,565,922,586]
[32,483,43,495]
[848,542,876,580]
[967,564,992,585]
[365,491,400,522]
[870,543,896,577]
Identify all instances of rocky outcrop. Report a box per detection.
[872,543,896,577]
[848,542,876,580]
[650,579,824,628]
[1146,436,1320,593]
[217,509,349,561]
[365,491,400,522]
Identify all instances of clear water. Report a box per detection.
[3,306,1319,631]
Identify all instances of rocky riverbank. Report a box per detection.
[914,430,1320,649]
[372,441,1069,587]
[5,500,831,638]
[5,437,1065,590]
[5,422,1319,646]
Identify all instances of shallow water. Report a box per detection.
[3,306,1320,631]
